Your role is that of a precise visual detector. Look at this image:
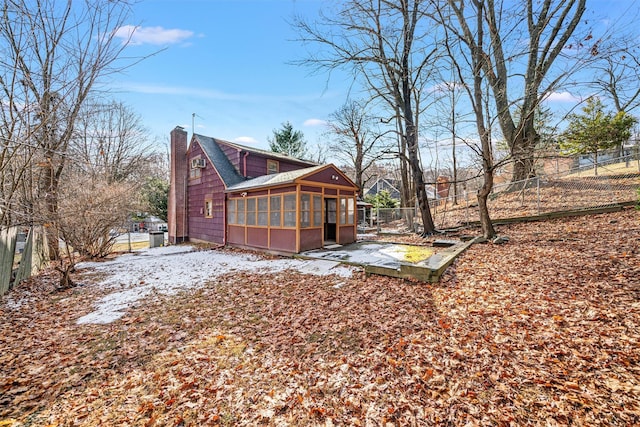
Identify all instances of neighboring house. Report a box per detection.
[144,216,168,232]
[364,177,437,201]
[130,215,167,233]
[577,152,617,168]
[364,177,402,200]
[168,126,358,254]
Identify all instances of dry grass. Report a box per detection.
[428,172,640,230]
[567,160,640,177]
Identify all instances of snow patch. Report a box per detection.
[77,245,355,325]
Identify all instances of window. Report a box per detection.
[301,194,311,228]
[257,197,268,226]
[339,197,347,225]
[339,196,355,225]
[283,194,296,227]
[205,200,213,218]
[246,198,256,225]
[269,195,281,226]
[267,159,279,175]
[237,199,245,225]
[269,193,296,228]
[300,193,322,228]
[313,195,322,226]
[227,200,236,224]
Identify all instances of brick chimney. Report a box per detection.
[168,126,188,243]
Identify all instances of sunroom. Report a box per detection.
[225,164,358,254]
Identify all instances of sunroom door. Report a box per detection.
[324,197,337,242]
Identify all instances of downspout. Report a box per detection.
[183,176,188,242]
[223,192,227,246]
[243,151,249,177]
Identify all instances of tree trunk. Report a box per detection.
[355,168,363,197]
[510,122,538,183]
[56,264,75,290]
[511,155,536,183]
[406,132,435,235]
[477,168,496,239]
[400,157,412,207]
[396,119,412,208]
[416,180,435,234]
[40,160,60,260]
[452,99,458,205]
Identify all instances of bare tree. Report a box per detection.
[0,134,36,228]
[295,0,438,235]
[0,0,133,259]
[593,44,640,114]
[430,79,473,205]
[71,100,157,184]
[0,10,40,228]
[53,99,158,286]
[437,1,499,239]
[442,0,587,183]
[57,172,140,262]
[326,100,391,195]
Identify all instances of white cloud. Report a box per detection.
[118,82,244,100]
[235,136,259,144]
[114,25,194,46]
[118,83,321,104]
[544,91,581,103]
[304,118,328,127]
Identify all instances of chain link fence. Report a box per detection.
[368,153,640,234]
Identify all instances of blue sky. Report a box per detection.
[109,0,639,165]
[111,0,350,154]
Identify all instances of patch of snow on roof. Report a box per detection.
[76,245,355,325]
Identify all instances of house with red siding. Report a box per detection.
[168,126,359,254]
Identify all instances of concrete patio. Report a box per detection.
[299,238,478,283]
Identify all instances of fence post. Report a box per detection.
[0,226,18,296]
[537,177,541,215]
[369,207,373,228]
[376,207,380,234]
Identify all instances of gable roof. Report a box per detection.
[225,164,358,193]
[212,137,318,167]
[225,165,325,192]
[192,134,245,188]
[192,133,320,189]
[365,177,401,199]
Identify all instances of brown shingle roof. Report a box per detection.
[225,165,326,192]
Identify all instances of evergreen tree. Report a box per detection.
[268,121,308,159]
[364,190,399,209]
[560,97,636,175]
[142,177,169,221]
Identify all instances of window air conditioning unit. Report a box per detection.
[191,158,205,168]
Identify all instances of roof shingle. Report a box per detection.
[225,165,326,192]
[193,134,245,188]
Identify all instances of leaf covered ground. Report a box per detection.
[1,209,639,426]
